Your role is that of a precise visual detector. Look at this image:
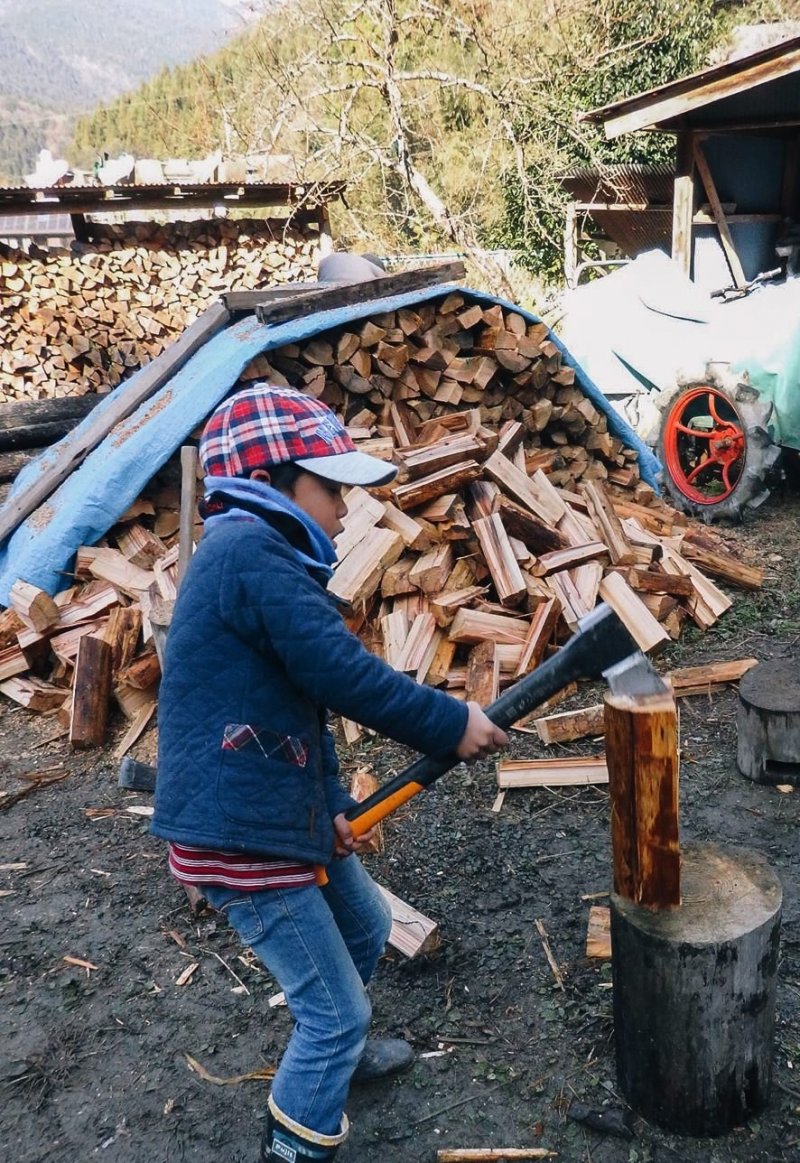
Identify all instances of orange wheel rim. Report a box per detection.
[663,387,746,505]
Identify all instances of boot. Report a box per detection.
[351,1037,414,1084]
[261,1097,348,1163]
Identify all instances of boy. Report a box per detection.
[152,384,507,1162]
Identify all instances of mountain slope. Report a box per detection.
[0,0,270,179]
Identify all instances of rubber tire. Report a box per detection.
[656,369,782,523]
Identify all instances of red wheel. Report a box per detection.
[657,376,780,522]
[661,385,746,505]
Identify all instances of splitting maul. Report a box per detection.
[344,602,669,837]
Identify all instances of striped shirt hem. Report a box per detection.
[168,842,316,890]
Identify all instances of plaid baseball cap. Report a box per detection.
[199,384,398,486]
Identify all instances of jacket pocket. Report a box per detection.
[217,723,317,829]
[222,724,309,767]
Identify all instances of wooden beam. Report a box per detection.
[692,139,747,289]
[672,132,695,278]
[252,262,466,325]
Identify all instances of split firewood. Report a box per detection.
[9,580,59,633]
[586,905,612,959]
[69,632,112,748]
[666,658,759,697]
[0,284,752,738]
[496,756,609,788]
[534,704,605,745]
[377,886,440,958]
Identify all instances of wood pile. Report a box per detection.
[0,291,763,750]
[0,217,318,403]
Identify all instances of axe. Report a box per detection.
[345,602,668,837]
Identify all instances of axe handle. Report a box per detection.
[345,611,612,837]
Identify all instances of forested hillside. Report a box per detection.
[0,0,272,180]
[69,0,791,289]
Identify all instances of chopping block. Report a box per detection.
[611,842,781,1137]
[737,658,800,784]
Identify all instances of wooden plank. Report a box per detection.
[496,756,609,788]
[0,301,230,547]
[693,140,747,289]
[252,262,466,324]
[436,1152,557,1161]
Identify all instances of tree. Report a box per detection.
[492,0,732,281]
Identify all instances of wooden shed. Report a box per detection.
[577,31,800,294]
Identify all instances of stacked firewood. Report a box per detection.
[0,217,319,403]
[0,293,763,750]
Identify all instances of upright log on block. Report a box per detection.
[611,842,781,1136]
[606,687,782,1135]
[604,689,680,907]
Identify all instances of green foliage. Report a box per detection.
[494,0,728,279]
[64,0,784,290]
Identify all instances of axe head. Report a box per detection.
[575,604,670,696]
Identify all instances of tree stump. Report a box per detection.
[737,658,800,784]
[611,841,782,1136]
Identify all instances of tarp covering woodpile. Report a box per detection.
[0,276,761,745]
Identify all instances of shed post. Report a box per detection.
[671,131,695,277]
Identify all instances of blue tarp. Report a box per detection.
[0,286,659,604]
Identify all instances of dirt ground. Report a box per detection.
[2,488,800,1163]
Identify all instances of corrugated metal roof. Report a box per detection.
[560,164,674,206]
[0,181,346,216]
[560,165,674,260]
[581,34,800,138]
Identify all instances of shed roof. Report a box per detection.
[0,180,346,217]
[581,34,800,138]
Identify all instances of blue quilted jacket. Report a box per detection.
[152,488,469,865]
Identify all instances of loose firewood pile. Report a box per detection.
[0,290,764,753]
[0,217,318,403]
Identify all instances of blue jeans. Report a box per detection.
[203,856,392,1136]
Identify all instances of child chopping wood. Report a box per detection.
[151,384,507,1162]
